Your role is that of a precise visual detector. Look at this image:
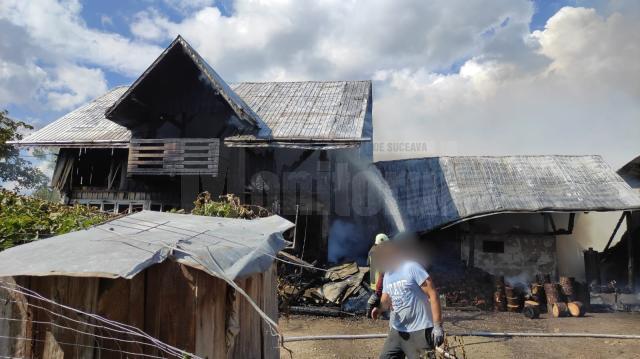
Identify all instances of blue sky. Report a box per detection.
[1,0,639,180]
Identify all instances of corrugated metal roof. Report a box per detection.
[375,155,640,233]
[226,80,371,143]
[0,211,293,280]
[14,81,371,148]
[14,87,131,147]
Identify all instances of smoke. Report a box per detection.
[505,272,533,292]
[328,219,370,264]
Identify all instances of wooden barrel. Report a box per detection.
[523,304,540,319]
[568,301,586,317]
[544,283,560,306]
[552,302,569,317]
[559,277,576,301]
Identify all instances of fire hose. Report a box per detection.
[283,332,640,359]
[283,331,640,342]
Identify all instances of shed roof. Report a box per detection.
[375,155,640,233]
[0,211,293,280]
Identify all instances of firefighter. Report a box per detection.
[366,233,389,317]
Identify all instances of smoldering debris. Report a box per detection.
[277,259,372,316]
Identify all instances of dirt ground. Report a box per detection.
[279,311,640,358]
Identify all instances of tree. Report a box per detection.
[0,110,48,190]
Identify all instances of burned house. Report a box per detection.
[11,36,373,261]
[375,155,640,283]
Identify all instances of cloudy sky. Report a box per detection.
[1,0,638,169]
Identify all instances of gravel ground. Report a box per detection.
[279,311,640,358]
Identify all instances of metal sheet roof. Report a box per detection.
[375,155,640,233]
[226,81,371,144]
[14,81,371,148]
[0,211,293,280]
[13,87,131,147]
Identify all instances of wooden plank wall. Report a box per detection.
[0,262,279,359]
[128,138,220,176]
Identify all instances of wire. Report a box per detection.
[0,281,200,359]
[0,335,166,358]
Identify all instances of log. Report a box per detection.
[544,283,560,307]
[524,300,539,307]
[552,302,569,318]
[559,277,576,301]
[523,305,540,319]
[568,301,586,317]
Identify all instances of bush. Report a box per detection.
[0,189,112,250]
[191,192,271,219]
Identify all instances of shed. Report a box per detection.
[375,155,640,233]
[0,211,293,358]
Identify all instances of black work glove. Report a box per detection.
[366,293,380,318]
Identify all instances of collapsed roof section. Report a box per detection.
[376,155,640,233]
[12,36,371,149]
[0,211,294,280]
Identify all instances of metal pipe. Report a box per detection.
[283,331,640,342]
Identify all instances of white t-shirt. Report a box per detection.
[382,261,433,332]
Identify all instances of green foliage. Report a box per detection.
[0,189,112,251]
[191,192,271,219]
[0,109,48,190]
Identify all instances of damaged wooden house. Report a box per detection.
[11,35,373,261]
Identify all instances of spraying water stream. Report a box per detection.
[362,166,407,233]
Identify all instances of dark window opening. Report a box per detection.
[117,204,130,214]
[150,204,162,211]
[482,240,504,253]
[103,203,115,213]
[131,204,144,213]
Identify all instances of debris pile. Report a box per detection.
[278,257,372,316]
[429,263,495,310]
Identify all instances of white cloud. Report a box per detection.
[129,0,534,80]
[0,0,162,111]
[373,6,640,168]
[45,65,108,111]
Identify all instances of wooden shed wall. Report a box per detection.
[0,261,279,359]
